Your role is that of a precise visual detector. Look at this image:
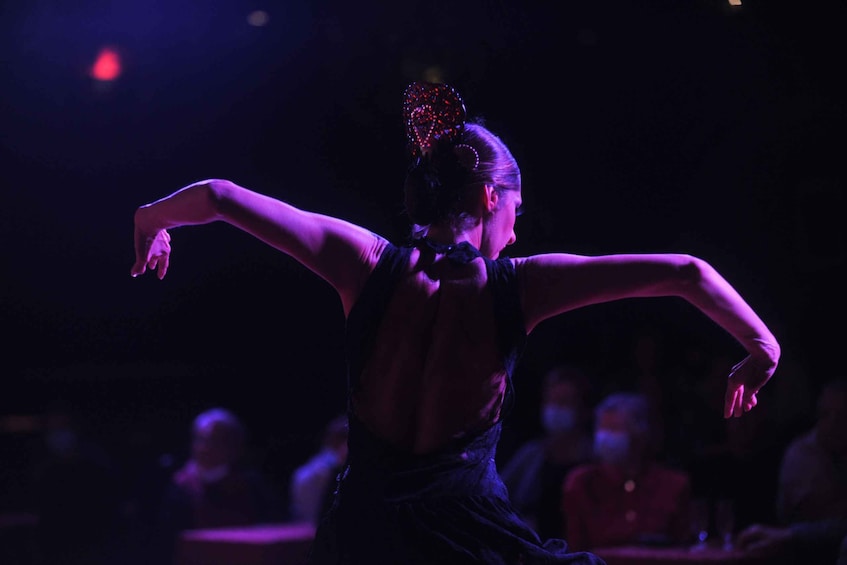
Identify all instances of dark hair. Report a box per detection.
[594,392,652,438]
[818,377,847,408]
[821,377,847,393]
[403,121,520,236]
[192,407,246,448]
[543,364,591,402]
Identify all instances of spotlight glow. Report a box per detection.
[247,10,269,27]
[90,47,122,81]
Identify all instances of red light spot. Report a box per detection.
[90,47,122,81]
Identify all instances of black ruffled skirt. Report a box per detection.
[306,417,605,565]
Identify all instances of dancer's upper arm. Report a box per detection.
[516,252,712,333]
[212,181,387,315]
[137,179,386,315]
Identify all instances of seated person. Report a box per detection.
[676,352,785,530]
[562,392,691,551]
[289,413,349,525]
[737,377,847,565]
[29,402,123,565]
[499,364,594,540]
[153,407,284,563]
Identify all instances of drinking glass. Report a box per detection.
[715,498,735,550]
[689,498,710,551]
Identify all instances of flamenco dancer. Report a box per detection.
[131,82,780,564]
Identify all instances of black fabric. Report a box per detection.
[343,242,412,404]
[310,241,604,565]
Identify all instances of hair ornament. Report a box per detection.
[453,143,480,170]
[403,82,467,157]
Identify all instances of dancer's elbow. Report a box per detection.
[674,254,709,291]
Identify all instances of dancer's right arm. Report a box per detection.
[130,179,387,315]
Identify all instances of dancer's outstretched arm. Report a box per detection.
[517,252,781,418]
[131,179,386,315]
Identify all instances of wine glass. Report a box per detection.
[715,498,735,550]
[689,498,710,551]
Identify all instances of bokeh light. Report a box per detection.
[247,10,270,27]
[89,46,122,81]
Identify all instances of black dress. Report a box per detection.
[307,240,605,565]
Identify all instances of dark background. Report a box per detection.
[1,0,844,499]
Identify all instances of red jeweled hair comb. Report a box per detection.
[403,82,467,157]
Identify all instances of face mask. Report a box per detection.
[593,430,631,464]
[542,406,577,433]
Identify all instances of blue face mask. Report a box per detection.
[593,430,631,464]
[542,406,577,433]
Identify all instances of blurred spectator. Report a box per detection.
[29,401,123,565]
[736,377,847,564]
[289,413,348,526]
[152,407,285,564]
[662,345,729,469]
[599,326,671,461]
[671,351,785,531]
[120,422,182,565]
[499,365,594,540]
[562,392,691,551]
[0,412,41,565]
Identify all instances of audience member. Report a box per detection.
[499,364,594,540]
[661,344,729,469]
[677,352,785,530]
[289,413,349,526]
[736,377,847,564]
[121,450,180,565]
[152,407,285,564]
[602,326,668,442]
[775,380,845,529]
[562,392,691,551]
[28,401,123,565]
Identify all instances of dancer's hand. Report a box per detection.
[723,354,775,418]
[131,225,171,280]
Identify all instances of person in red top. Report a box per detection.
[562,392,691,551]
